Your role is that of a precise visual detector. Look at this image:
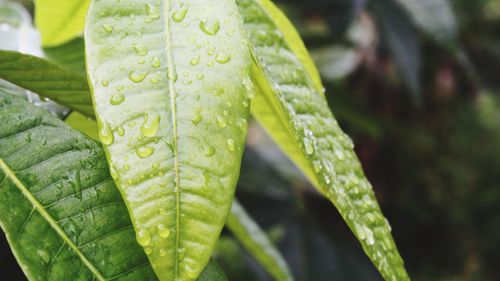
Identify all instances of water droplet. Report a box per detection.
[117,126,125,136]
[304,138,314,155]
[146,3,160,20]
[237,118,247,132]
[215,52,231,64]
[199,19,220,35]
[190,55,200,66]
[243,77,255,99]
[136,146,155,158]
[172,5,188,22]
[191,111,202,125]
[151,56,161,68]
[129,71,148,83]
[133,44,148,56]
[313,160,322,173]
[208,47,216,56]
[167,69,178,82]
[202,145,215,156]
[216,115,227,128]
[227,139,236,152]
[99,120,114,145]
[185,265,198,279]
[102,24,113,33]
[102,80,110,87]
[136,228,151,246]
[117,85,125,91]
[157,224,170,238]
[145,247,152,255]
[109,93,125,105]
[138,58,145,64]
[177,248,186,261]
[141,113,160,137]
[159,249,167,257]
[37,250,50,264]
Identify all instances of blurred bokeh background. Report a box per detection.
[2,0,500,280]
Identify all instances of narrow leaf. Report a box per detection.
[34,0,91,47]
[0,90,229,281]
[0,50,93,117]
[85,1,252,280]
[226,201,294,281]
[236,0,409,280]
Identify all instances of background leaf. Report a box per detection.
[0,50,93,117]
[236,0,409,279]
[84,0,252,280]
[34,0,90,47]
[226,200,294,281]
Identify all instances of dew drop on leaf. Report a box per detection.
[159,249,167,257]
[102,24,113,33]
[136,228,151,246]
[150,56,161,68]
[109,93,125,105]
[99,120,114,145]
[199,19,220,35]
[216,115,227,128]
[140,113,160,137]
[227,139,236,152]
[133,44,148,56]
[172,5,188,22]
[304,138,314,155]
[135,146,155,158]
[215,52,231,64]
[156,224,170,238]
[190,55,200,66]
[129,71,148,83]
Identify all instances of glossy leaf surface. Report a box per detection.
[0,90,229,281]
[236,0,409,280]
[226,201,294,281]
[34,0,91,47]
[0,50,93,117]
[85,0,251,280]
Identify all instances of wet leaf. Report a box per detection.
[85,0,252,280]
[236,0,410,280]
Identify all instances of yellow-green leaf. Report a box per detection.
[84,1,252,280]
[236,0,410,280]
[34,0,91,47]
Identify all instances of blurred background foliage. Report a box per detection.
[2,0,500,280]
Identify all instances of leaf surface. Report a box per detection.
[236,0,409,280]
[85,1,251,280]
[0,50,93,117]
[226,200,294,281]
[34,0,91,47]
[0,90,229,281]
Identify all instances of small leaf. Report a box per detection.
[85,0,252,280]
[226,200,294,281]
[0,50,93,117]
[0,90,229,281]
[236,0,409,280]
[34,0,91,47]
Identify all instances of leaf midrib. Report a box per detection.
[163,0,181,278]
[0,158,106,281]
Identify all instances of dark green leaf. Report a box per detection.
[0,90,228,281]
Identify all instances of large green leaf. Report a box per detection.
[236,0,409,280]
[34,0,91,47]
[0,50,93,117]
[0,90,228,281]
[226,200,293,281]
[43,37,87,76]
[85,1,251,280]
